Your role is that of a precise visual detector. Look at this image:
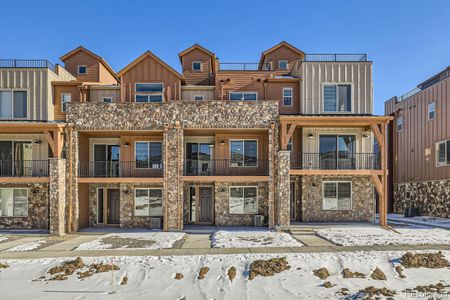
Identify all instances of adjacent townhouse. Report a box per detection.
[0,41,392,234]
[385,66,450,218]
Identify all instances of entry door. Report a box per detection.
[185,143,213,175]
[199,187,213,223]
[107,189,120,224]
[94,144,120,177]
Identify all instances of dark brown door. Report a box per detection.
[199,187,213,224]
[107,189,120,224]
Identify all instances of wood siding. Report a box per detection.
[63,51,101,82]
[262,45,303,71]
[53,85,81,121]
[99,63,119,85]
[181,87,215,100]
[89,88,120,103]
[266,81,300,114]
[215,72,268,100]
[181,48,214,85]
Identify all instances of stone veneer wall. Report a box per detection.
[276,151,291,227]
[49,158,66,235]
[393,180,450,218]
[66,128,79,233]
[0,182,48,229]
[301,175,374,222]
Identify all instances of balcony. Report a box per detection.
[218,63,272,71]
[303,54,368,62]
[0,160,49,177]
[78,161,164,178]
[184,159,269,176]
[0,59,56,73]
[291,153,381,170]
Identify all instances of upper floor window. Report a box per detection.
[279,60,288,70]
[135,83,163,103]
[194,95,204,100]
[230,140,257,167]
[192,61,202,72]
[229,92,257,101]
[102,97,112,103]
[428,102,436,120]
[78,65,87,74]
[436,140,450,166]
[61,93,71,112]
[283,88,293,106]
[397,116,403,132]
[0,90,27,119]
[323,84,351,112]
[135,141,162,168]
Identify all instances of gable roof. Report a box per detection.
[178,44,216,62]
[117,50,183,80]
[259,41,305,65]
[59,46,119,82]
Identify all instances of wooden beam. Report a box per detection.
[281,122,287,150]
[286,124,296,147]
[289,169,383,176]
[370,124,384,147]
[78,178,165,184]
[45,131,56,157]
[0,177,49,183]
[371,174,383,195]
[53,129,64,158]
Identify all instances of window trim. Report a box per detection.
[0,187,28,217]
[135,83,164,103]
[78,65,87,75]
[228,186,258,215]
[229,139,258,168]
[436,140,450,167]
[134,188,163,217]
[278,60,288,69]
[61,93,72,112]
[194,95,204,100]
[192,61,202,72]
[102,97,113,103]
[428,102,436,120]
[134,141,163,169]
[397,116,403,132]
[282,87,293,107]
[0,89,29,120]
[322,181,352,211]
[229,92,258,101]
[321,83,354,113]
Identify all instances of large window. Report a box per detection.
[229,92,257,101]
[229,186,258,214]
[323,182,351,210]
[134,188,163,216]
[436,140,450,166]
[230,140,257,167]
[61,93,71,112]
[319,134,356,169]
[323,84,351,112]
[428,102,436,120]
[135,83,163,102]
[135,142,162,168]
[0,188,28,217]
[0,90,27,119]
[283,88,293,106]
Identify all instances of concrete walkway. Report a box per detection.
[0,237,43,251]
[289,226,335,247]
[37,235,101,252]
[181,234,211,249]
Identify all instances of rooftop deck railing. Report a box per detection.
[0,59,56,72]
[0,160,49,177]
[291,153,381,170]
[218,63,272,71]
[304,54,368,62]
[184,159,269,176]
[78,161,164,178]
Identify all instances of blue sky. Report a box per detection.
[1,0,449,115]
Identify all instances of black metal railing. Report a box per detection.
[291,153,381,170]
[0,160,49,177]
[304,54,368,62]
[184,159,269,176]
[78,161,164,178]
[0,59,56,72]
[218,63,272,71]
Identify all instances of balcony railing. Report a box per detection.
[184,159,269,176]
[0,59,56,72]
[291,153,381,170]
[218,63,272,71]
[304,54,368,62]
[78,161,164,178]
[0,160,49,177]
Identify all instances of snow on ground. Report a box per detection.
[317,226,450,246]
[0,236,8,242]
[75,232,186,250]
[4,240,47,252]
[212,229,303,248]
[0,251,449,299]
[387,213,450,229]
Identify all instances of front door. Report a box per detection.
[199,187,213,224]
[107,189,120,224]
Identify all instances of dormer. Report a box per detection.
[259,41,305,71]
[178,44,216,86]
[60,46,119,84]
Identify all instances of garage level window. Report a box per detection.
[61,93,71,112]
[283,88,293,106]
[192,61,202,72]
[194,95,204,100]
[134,188,163,216]
[230,140,258,167]
[397,116,403,131]
[78,65,87,74]
[322,181,352,210]
[436,140,450,166]
[0,90,27,119]
[229,92,258,101]
[229,186,258,214]
[102,97,112,103]
[135,83,164,103]
[279,60,288,70]
[428,102,436,120]
[135,142,162,169]
[323,84,352,112]
[0,188,28,217]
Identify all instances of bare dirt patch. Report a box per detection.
[227,266,236,282]
[238,236,274,246]
[120,276,128,285]
[174,273,184,280]
[46,257,120,281]
[336,288,350,296]
[323,281,335,288]
[100,236,156,249]
[342,268,365,278]
[313,267,329,280]
[395,265,406,278]
[354,286,396,299]
[249,257,290,280]
[0,263,9,269]
[400,251,450,268]
[404,283,450,294]
[370,267,386,280]
[198,267,209,280]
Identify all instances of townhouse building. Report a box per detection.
[0,41,391,233]
[385,67,450,218]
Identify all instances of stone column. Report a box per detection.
[277,151,291,228]
[268,124,276,228]
[66,128,79,233]
[49,158,66,235]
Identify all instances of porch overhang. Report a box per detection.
[182,176,269,182]
[289,170,385,176]
[78,178,165,184]
[0,177,49,183]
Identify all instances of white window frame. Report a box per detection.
[134,188,163,217]
[0,89,29,120]
[397,116,403,132]
[0,188,28,217]
[78,65,87,75]
[428,102,436,120]
[135,83,164,103]
[228,186,258,215]
[229,92,258,101]
[192,61,202,72]
[283,87,293,107]
[61,93,71,112]
[279,60,288,69]
[194,95,204,100]
[322,181,352,211]
[102,97,113,103]
[134,141,163,169]
[229,139,258,167]
[436,140,449,167]
[322,83,353,113]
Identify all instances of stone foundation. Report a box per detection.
[394,180,450,218]
[301,175,374,222]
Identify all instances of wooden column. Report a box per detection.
[370,123,387,226]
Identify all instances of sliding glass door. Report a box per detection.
[319,135,356,169]
[0,141,32,176]
[94,144,120,177]
[185,143,212,175]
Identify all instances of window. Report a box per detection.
[78,65,87,74]
[287,139,293,152]
[397,116,403,131]
[135,142,162,168]
[428,102,436,120]
[0,188,28,217]
[436,140,450,166]
[102,97,113,103]
[279,60,288,69]
[322,182,351,210]
[192,61,202,71]
[319,134,356,169]
[135,83,164,102]
[194,95,204,100]
[61,93,71,112]
[230,140,257,167]
[135,188,163,216]
[323,84,351,112]
[0,90,27,119]
[229,186,257,214]
[229,92,257,101]
[283,88,293,106]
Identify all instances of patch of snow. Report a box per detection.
[0,236,8,242]
[317,226,450,246]
[4,240,47,252]
[387,213,450,229]
[75,232,186,250]
[212,229,303,248]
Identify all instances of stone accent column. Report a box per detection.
[49,158,66,235]
[276,151,291,228]
[66,128,79,233]
[268,124,276,228]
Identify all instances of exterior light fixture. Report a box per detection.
[220,140,225,145]
[308,133,314,139]
[124,142,130,148]
[362,132,369,139]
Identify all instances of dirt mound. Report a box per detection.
[228,266,236,282]
[90,262,120,273]
[175,273,184,280]
[400,251,450,268]
[47,257,119,280]
[77,270,94,279]
[49,273,68,281]
[395,265,406,278]
[0,263,9,269]
[336,288,350,296]
[356,286,396,299]
[404,283,449,294]
[198,267,209,279]
[48,257,85,275]
[370,267,386,280]
[323,281,335,288]
[101,236,156,249]
[342,268,365,278]
[120,276,128,285]
[248,257,290,280]
[313,267,329,280]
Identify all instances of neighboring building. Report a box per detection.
[385,67,450,218]
[0,42,392,233]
